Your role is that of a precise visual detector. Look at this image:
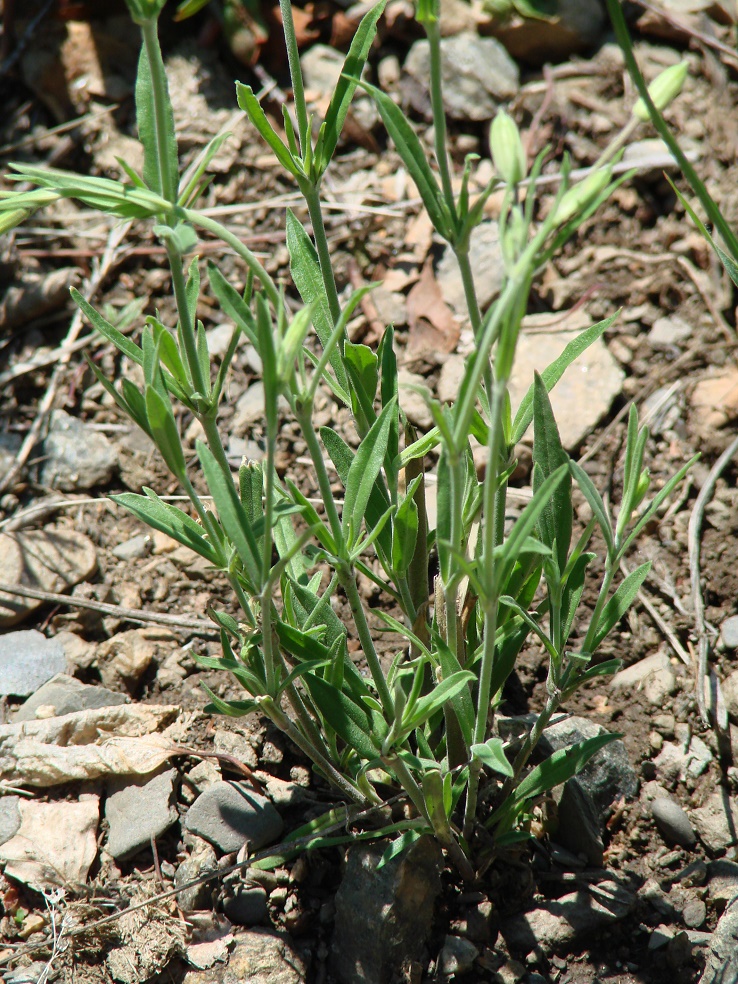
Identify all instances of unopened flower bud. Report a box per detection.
[633,468,651,508]
[554,166,612,226]
[632,61,688,122]
[490,110,527,186]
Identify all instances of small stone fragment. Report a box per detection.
[398,370,434,430]
[0,796,21,846]
[184,781,283,854]
[0,631,67,698]
[652,797,696,849]
[438,934,478,977]
[698,899,738,984]
[707,860,738,906]
[96,629,158,692]
[112,534,152,561]
[105,768,179,860]
[691,790,738,852]
[222,885,269,926]
[721,616,738,651]
[181,929,306,984]
[174,840,217,912]
[39,409,117,491]
[611,650,676,706]
[14,673,127,722]
[682,899,706,929]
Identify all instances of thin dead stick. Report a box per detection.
[688,433,738,727]
[0,582,218,636]
[0,220,131,495]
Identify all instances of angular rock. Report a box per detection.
[500,878,635,951]
[541,716,638,819]
[0,630,67,698]
[222,885,269,926]
[105,768,179,860]
[698,899,738,984]
[507,328,623,450]
[708,860,738,907]
[398,369,434,430]
[437,221,503,315]
[96,629,158,693]
[651,796,696,849]
[404,34,518,121]
[439,934,478,977]
[0,528,97,627]
[330,837,443,984]
[182,929,306,984]
[112,534,152,562]
[175,838,218,912]
[650,315,692,349]
[14,672,127,722]
[611,650,676,706]
[39,409,117,491]
[184,781,283,854]
[691,790,738,853]
[0,796,21,846]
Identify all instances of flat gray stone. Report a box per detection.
[404,34,518,121]
[174,839,217,912]
[652,796,696,849]
[330,837,443,984]
[500,878,635,951]
[721,617,738,651]
[184,781,283,854]
[39,409,117,491]
[0,630,67,697]
[708,860,738,906]
[14,673,127,722]
[611,651,676,706]
[0,796,21,846]
[508,327,623,450]
[105,768,179,860]
[553,777,604,866]
[112,534,152,561]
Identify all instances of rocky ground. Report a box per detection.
[1,0,738,982]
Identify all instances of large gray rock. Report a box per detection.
[14,673,127,722]
[404,34,518,121]
[39,409,117,491]
[0,630,67,697]
[500,878,635,951]
[330,836,443,984]
[184,781,283,854]
[105,768,179,860]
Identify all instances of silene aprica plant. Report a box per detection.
[0,0,695,879]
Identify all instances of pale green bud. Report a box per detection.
[0,208,31,236]
[633,468,651,509]
[554,166,612,226]
[490,110,527,186]
[124,0,167,24]
[632,61,689,122]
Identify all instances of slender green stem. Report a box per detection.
[278,0,310,155]
[182,209,280,308]
[227,571,256,628]
[296,402,343,545]
[444,452,465,660]
[384,755,430,823]
[166,244,208,401]
[425,18,456,220]
[302,183,342,324]
[260,433,277,693]
[200,415,233,484]
[140,18,176,205]
[504,689,559,795]
[278,712,369,803]
[581,564,616,655]
[455,249,482,339]
[338,566,394,715]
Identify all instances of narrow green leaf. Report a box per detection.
[72,289,143,364]
[392,483,419,575]
[435,637,475,749]
[343,399,397,543]
[589,562,650,651]
[344,342,379,434]
[305,673,382,760]
[145,385,186,478]
[201,683,258,717]
[317,0,388,170]
[403,671,476,732]
[113,489,220,564]
[357,80,453,239]
[206,261,258,346]
[236,83,302,177]
[496,464,568,585]
[196,439,262,584]
[136,41,178,200]
[619,455,698,557]
[569,460,615,561]
[377,828,423,870]
[286,210,349,391]
[511,314,618,443]
[533,373,571,576]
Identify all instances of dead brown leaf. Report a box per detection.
[406,259,460,363]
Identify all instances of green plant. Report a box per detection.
[0,0,695,877]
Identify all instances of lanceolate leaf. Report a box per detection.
[511,314,618,443]
[206,261,258,346]
[72,289,143,364]
[305,673,382,761]
[136,41,178,201]
[317,0,388,171]
[589,561,650,651]
[286,210,348,391]
[113,489,220,564]
[533,373,571,576]
[236,83,301,178]
[403,671,475,731]
[343,399,397,544]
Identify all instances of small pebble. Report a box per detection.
[720,615,738,650]
[681,899,706,929]
[651,797,696,849]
